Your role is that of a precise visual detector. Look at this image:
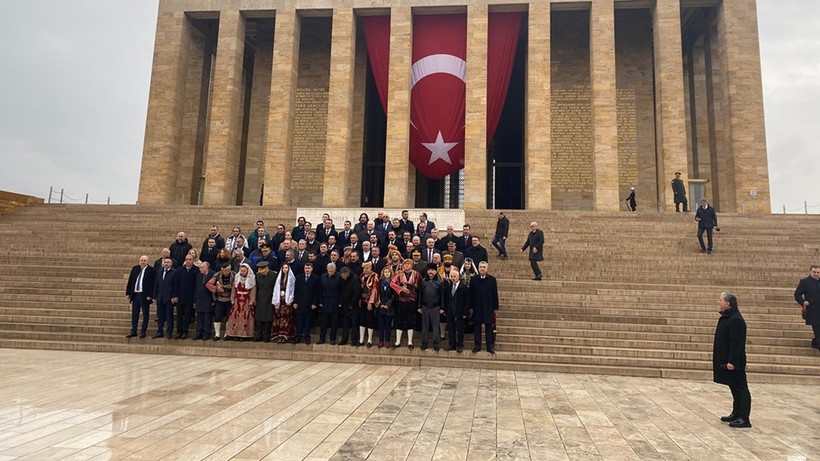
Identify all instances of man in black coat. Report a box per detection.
[672,172,689,212]
[338,267,362,346]
[294,262,321,344]
[318,263,343,344]
[444,267,469,352]
[253,261,277,343]
[463,237,489,266]
[713,291,752,428]
[794,265,820,350]
[491,212,509,259]
[418,264,446,351]
[153,257,179,339]
[695,198,719,254]
[193,262,216,340]
[169,232,192,267]
[125,255,156,338]
[522,221,545,281]
[174,254,198,339]
[469,261,499,354]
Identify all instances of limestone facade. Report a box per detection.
[139,0,771,213]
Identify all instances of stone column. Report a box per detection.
[717,0,770,213]
[464,5,489,210]
[138,12,192,205]
[653,0,688,212]
[264,10,301,207]
[323,8,357,207]
[202,10,246,205]
[242,23,274,206]
[590,0,619,211]
[526,3,551,210]
[383,7,413,208]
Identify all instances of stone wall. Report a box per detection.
[0,191,44,216]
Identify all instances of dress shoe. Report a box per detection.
[433,346,440,351]
[291,338,299,344]
[457,346,463,353]
[151,334,163,339]
[126,333,137,338]
[720,414,737,423]
[472,347,480,353]
[488,347,495,354]
[707,249,712,254]
[391,343,399,348]
[180,334,188,340]
[193,335,203,341]
[729,418,751,428]
[304,338,311,345]
[701,249,707,253]
[173,333,183,340]
[139,333,146,339]
[367,342,373,348]
[420,345,428,351]
[317,340,325,345]
[533,276,542,281]
[408,344,414,350]
[213,336,220,341]
[338,341,348,346]
[330,341,337,345]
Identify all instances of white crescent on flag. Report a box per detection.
[410,54,467,89]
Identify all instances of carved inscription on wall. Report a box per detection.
[291,88,328,192]
[617,88,638,187]
[551,86,593,194]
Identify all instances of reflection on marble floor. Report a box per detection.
[0,349,816,460]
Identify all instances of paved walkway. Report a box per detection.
[0,349,816,460]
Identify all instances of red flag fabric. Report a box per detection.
[409,14,467,180]
[362,13,522,181]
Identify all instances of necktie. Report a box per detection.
[428,250,433,262]
[163,269,167,280]
[136,268,144,292]
[452,284,457,296]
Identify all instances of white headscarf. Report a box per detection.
[273,264,296,305]
[460,258,478,276]
[234,263,256,289]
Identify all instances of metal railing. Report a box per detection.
[46,187,112,205]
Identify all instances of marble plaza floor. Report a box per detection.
[0,350,817,461]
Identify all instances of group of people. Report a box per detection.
[126,211,525,353]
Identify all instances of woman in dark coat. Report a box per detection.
[713,291,751,428]
[376,267,395,348]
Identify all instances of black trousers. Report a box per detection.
[130,296,150,335]
[474,322,494,350]
[675,199,689,212]
[728,377,752,419]
[176,303,194,335]
[195,311,213,338]
[295,310,313,341]
[812,324,820,345]
[320,311,340,342]
[340,307,359,344]
[698,227,714,251]
[254,320,272,341]
[446,314,464,349]
[156,300,174,336]
[530,260,542,278]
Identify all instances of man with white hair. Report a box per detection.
[125,255,156,338]
[522,222,544,281]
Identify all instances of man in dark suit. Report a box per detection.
[422,238,440,264]
[193,262,216,340]
[713,292,752,428]
[469,261,499,354]
[153,257,179,339]
[491,212,510,259]
[125,255,156,338]
[445,268,469,352]
[457,224,472,252]
[794,265,820,350]
[294,262,321,343]
[463,236,489,266]
[318,263,343,344]
[695,198,719,254]
[417,213,435,236]
[338,221,354,248]
[522,221,545,280]
[174,254,198,339]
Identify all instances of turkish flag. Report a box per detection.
[410,14,467,180]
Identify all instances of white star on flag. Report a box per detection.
[422,131,458,166]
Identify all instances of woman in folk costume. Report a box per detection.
[460,258,478,287]
[358,261,379,347]
[271,263,297,343]
[226,263,256,340]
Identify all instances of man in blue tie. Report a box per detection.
[152,258,179,339]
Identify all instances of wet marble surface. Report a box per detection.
[0,349,816,460]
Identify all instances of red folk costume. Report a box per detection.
[271,267,297,343]
[226,264,256,339]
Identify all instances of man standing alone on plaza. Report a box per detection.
[695,198,718,254]
[713,291,752,428]
[522,222,544,281]
[491,212,509,260]
[794,265,820,350]
[672,172,688,212]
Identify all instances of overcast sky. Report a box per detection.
[0,1,817,212]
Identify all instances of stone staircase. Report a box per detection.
[0,204,818,384]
